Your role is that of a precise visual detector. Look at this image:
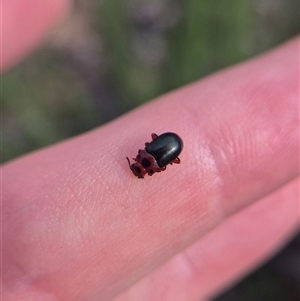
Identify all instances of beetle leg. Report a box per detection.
[145,142,149,147]
[147,170,154,176]
[160,166,166,171]
[151,133,158,140]
[172,157,181,164]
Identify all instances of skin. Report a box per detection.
[2,1,299,301]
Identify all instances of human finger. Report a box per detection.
[3,37,299,301]
[112,178,299,301]
[1,0,71,72]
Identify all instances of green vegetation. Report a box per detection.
[2,0,299,162]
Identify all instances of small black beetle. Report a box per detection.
[126,132,183,178]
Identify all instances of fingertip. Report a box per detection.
[1,0,72,72]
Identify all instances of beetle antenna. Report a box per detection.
[126,157,132,169]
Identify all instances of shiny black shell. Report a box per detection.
[145,132,183,167]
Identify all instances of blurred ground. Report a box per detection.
[2,0,299,300]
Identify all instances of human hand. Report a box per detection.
[3,1,299,301]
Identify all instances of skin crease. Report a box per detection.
[112,179,299,301]
[2,1,299,301]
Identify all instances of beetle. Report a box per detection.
[126,132,183,178]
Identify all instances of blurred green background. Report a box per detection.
[2,0,299,300]
[2,0,299,162]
